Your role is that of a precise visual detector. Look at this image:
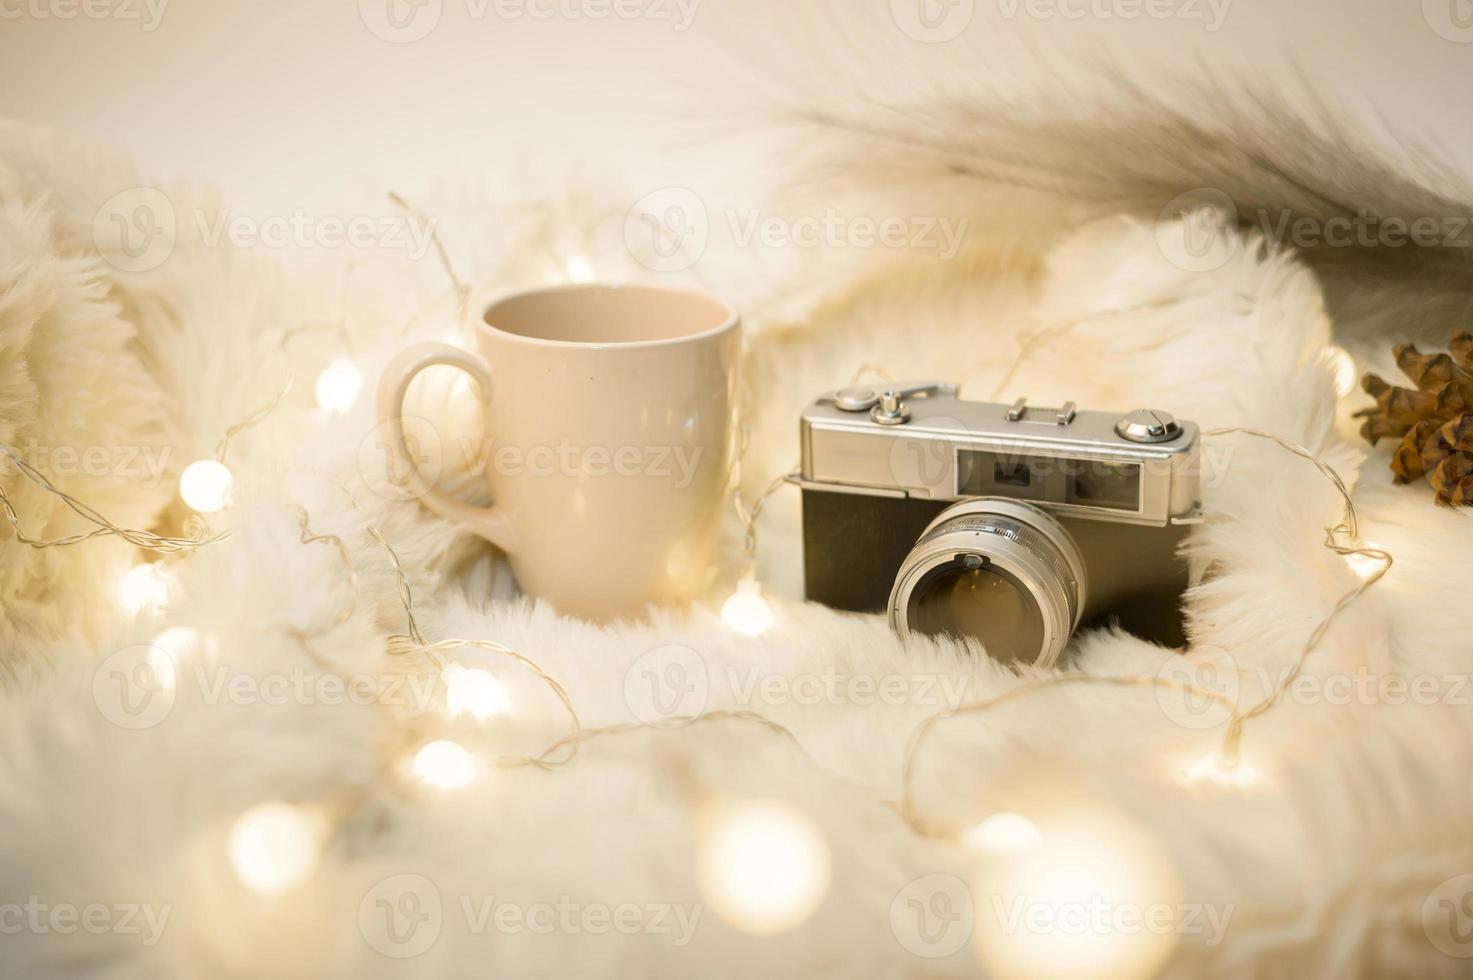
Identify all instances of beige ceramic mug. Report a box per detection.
[377,283,740,622]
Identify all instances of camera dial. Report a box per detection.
[1115,409,1182,444]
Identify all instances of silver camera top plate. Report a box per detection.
[800,386,1203,528]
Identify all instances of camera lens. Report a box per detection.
[888,499,1086,667]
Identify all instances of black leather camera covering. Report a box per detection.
[801,489,1189,648]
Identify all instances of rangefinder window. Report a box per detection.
[957,449,1142,512]
[993,456,1032,488]
[957,450,1057,501]
[1064,458,1141,511]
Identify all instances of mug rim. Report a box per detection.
[480,282,739,351]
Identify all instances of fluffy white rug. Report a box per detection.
[1,98,1472,980]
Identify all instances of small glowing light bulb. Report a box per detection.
[973,800,1179,979]
[411,740,477,789]
[120,562,170,614]
[964,811,1042,855]
[1346,547,1387,581]
[228,801,323,896]
[1184,751,1259,787]
[698,801,830,935]
[314,357,363,415]
[721,578,774,636]
[443,663,510,721]
[153,624,211,662]
[178,459,234,513]
[1325,346,1359,398]
[565,255,595,283]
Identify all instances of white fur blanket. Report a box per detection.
[1,106,1472,980]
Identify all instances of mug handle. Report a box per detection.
[376,343,517,553]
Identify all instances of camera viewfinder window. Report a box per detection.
[957,450,1056,502]
[957,450,1141,512]
[1064,459,1142,511]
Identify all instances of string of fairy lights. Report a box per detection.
[0,204,1396,956]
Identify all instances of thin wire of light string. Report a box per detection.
[731,363,893,577]
[365,518,863,787]
[389,191,470,323]
[897,427,1393,837]
[290,508,359,669]
[900,673,1241,838]
[0,440,225,553]
[367,523,584,770]
[1202,426,1393,763]
[0,318,354,556]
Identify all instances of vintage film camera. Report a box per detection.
[797,383,1203,666]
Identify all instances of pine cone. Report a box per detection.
[1357,331,1473,506]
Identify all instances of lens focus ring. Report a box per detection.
[889,499,1088,667]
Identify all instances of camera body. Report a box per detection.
[798,383,1204,662]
